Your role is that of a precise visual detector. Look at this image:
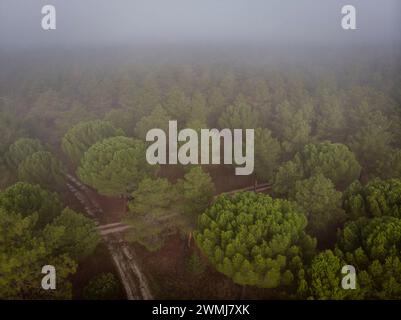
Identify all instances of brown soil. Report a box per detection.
[159,163,256,194]
[67,165,270,299]
[132,233,278,300]
[84,187,126,224]
[71,242,126,300]
[133,233,243,299]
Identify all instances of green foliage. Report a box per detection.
[0,162,14,189]
[272,160,304,197]
[18,151,65,191]
[53,102,96,139]
[291,174,345,237]
[272,100,312,156]
[0,208,76,299]
[378,149,401,179]
[23,90,96,146]
[6,138,45,169]
[105,108,136,137]
[128,177,177,216]
[308,250,347,300]
[0,103,19,182]
[298,142,361,188]
[336,216,401,299]
[218,96,259,129]
[274,142,361,196]
[186,252,207,276]
[187,92,209,126]
[62,120,123,166]
[241,78,271,111]
[343,179,401,220]
[77,136,157,196]
[2,51,401,300]
[348,103,394,176]
[163,88,190,124]
[44,208,100,260]
[126,178,178,251]
[195,192,316,289]
[126,169,214,249]
[0,181,99,299]
[0,182,62,228]
[135,105,170,139]
[118,85,161,122]
[207,87,226,126]
[342,181,366,220]
[254,128,281,182]
[176,167,215,226]
[0,102,24,164]
[338,216,401,262]
[185,119,208,135]
[314,93,345,142]
[83,273,121,300]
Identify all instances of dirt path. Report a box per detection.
[66,173,270,300]
[66,174,153,300]
[104,235,153,300]
[216,182,271,197]
[97,222,133,236]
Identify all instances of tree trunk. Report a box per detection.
[187,231,193,248]
[240,285,246,299]
[123,195,128,215]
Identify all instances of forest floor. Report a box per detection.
[133,233,243,299]
[68,164,257,225]
[133,233,279,299]
[71,242,126,299]
[68,165,269,299]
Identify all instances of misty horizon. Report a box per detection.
[1,0,400,51]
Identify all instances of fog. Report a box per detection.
[0,0,400,51]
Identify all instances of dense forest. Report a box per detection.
[1,46,401,299]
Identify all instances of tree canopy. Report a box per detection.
[0,182,62,228]
[0,183,99,299]
[83,273,121,300]
[44,208,100,260]
[163,87,190,124]
[195,192,316,289]
[307,250,348,300]
[62,120,123,166]
[291,174,345,238]
[254,128,281,182]
[176,166,215,228]
[18,151,65,191]
[77,136,156,196]
[348,103,394,177]
[272,100,312,156]
[343,179,401,220]
[335,216,401,299]
[218,96,260,130]
[274,142,361,196]
[1,47,401,299]
[125,177,179,251]
[6,138,45,169]
[135,105,170,139]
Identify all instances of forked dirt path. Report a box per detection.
[66,173,270,300]
[66,174,153,300]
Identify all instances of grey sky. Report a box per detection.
[0,0,400,49]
